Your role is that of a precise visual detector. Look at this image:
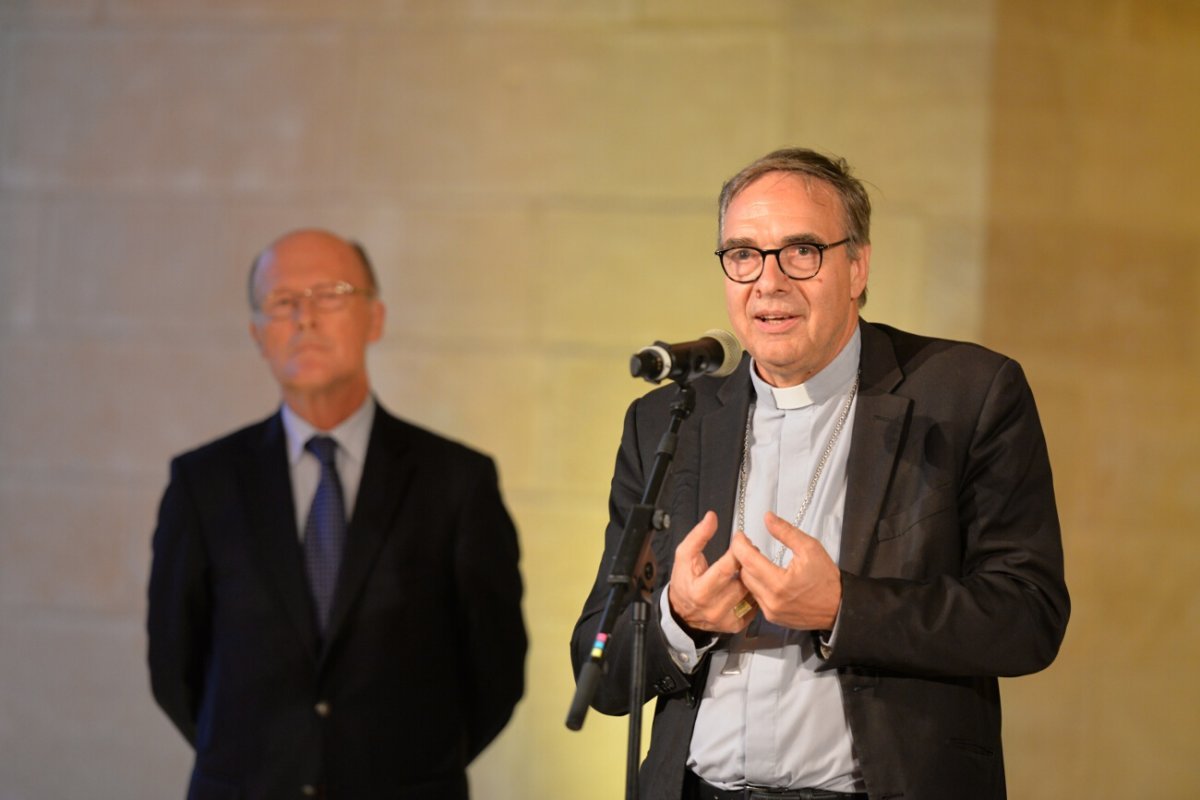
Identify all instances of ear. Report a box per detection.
[849,243,870,302]
[367,299,386,344]
[249,318,267,356]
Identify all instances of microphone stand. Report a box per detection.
[566,380,696,800]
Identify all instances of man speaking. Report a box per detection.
[571,149,1069,800]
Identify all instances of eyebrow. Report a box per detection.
[720,232,826,249]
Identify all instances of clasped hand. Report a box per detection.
[666,510,842,635]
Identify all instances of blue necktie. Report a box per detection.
[304,436,347,633]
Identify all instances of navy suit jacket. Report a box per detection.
[149,403,526,800]
[571,321,1069,800]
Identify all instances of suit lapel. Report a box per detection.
[243,413,321,656]
[321,406,415,657]
[840,322,910,576]
[698,358,753,563]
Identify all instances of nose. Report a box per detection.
[755,251,790,293]
[292,294,318,328]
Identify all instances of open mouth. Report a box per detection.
[756,312,798,325]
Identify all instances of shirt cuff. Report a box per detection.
[658,583,718,673]
[816,599,844,660]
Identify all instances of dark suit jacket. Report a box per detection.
[571,320,1069,800]
[149,402,526,800]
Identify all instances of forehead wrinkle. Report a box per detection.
[721,231,827,250]
[722,173,844,247]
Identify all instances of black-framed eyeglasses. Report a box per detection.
[256,281,374,320]
[715,238,851,283]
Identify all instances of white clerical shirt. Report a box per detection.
[658,328,865,792]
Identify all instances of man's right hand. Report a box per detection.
[667,510,756,635]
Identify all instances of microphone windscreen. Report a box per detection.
[703,329,743,378]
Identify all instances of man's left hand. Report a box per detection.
[730,512,842,631]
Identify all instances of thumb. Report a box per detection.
[763,511,811,552]
[676,510,719,559]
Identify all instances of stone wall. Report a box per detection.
[0,1,1194,797]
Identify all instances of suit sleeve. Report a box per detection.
[828,358,1070,677]
[453,456,527,761]
[146,457,210,746]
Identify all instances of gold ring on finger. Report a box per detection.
[732,597,756,619]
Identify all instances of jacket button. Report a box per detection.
[314,701,330,717]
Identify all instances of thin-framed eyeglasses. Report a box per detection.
[715,238,851,283]
[256,281,374,320]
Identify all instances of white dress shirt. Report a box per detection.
[280,396,375,537]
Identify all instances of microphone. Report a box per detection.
[630,329,743,384]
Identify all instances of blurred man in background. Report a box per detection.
[149,228,526,800]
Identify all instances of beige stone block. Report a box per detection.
[40,198,246,337]
[866,212,931,334]
[643,0,992,32]
[508,491,610,644]
[1128,0,1200,47]
[1019,361,1198,535]
[1085,375,1198,531]
[455,0,637,22]
[640,0,802,24]
[984,225,1196,367]
[990,16,1200,236]
[788,35,992,219]
[0,613,191,799]
[0,474,156,614]
[0,198,43,333]
[986,41,1078,226]
[0,339,278,478]
[536,206,729,348]
[1002,664,1089,798]
[1065,534,1200,794]
[353,201,540,347]
[354,26,773,198]
[368,344,545,491]
[997,0,1130,43]
[922,218,985,342]
[3,29,356,192]
[1069,47,1200,237]
[535,351,660,496]
[0,0,97,22]
[105,0,374,21]
[105,0,636,24]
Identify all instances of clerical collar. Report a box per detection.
[749,326,862,411]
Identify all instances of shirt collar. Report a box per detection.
[280,395,376,466]
[749,326,862,411]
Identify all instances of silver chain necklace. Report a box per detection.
[735,375,859,566]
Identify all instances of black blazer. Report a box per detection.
[149,403,527,800]
[571,320,1069,800]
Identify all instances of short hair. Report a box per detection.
[246,232,380,310]
[718,148,871,306]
